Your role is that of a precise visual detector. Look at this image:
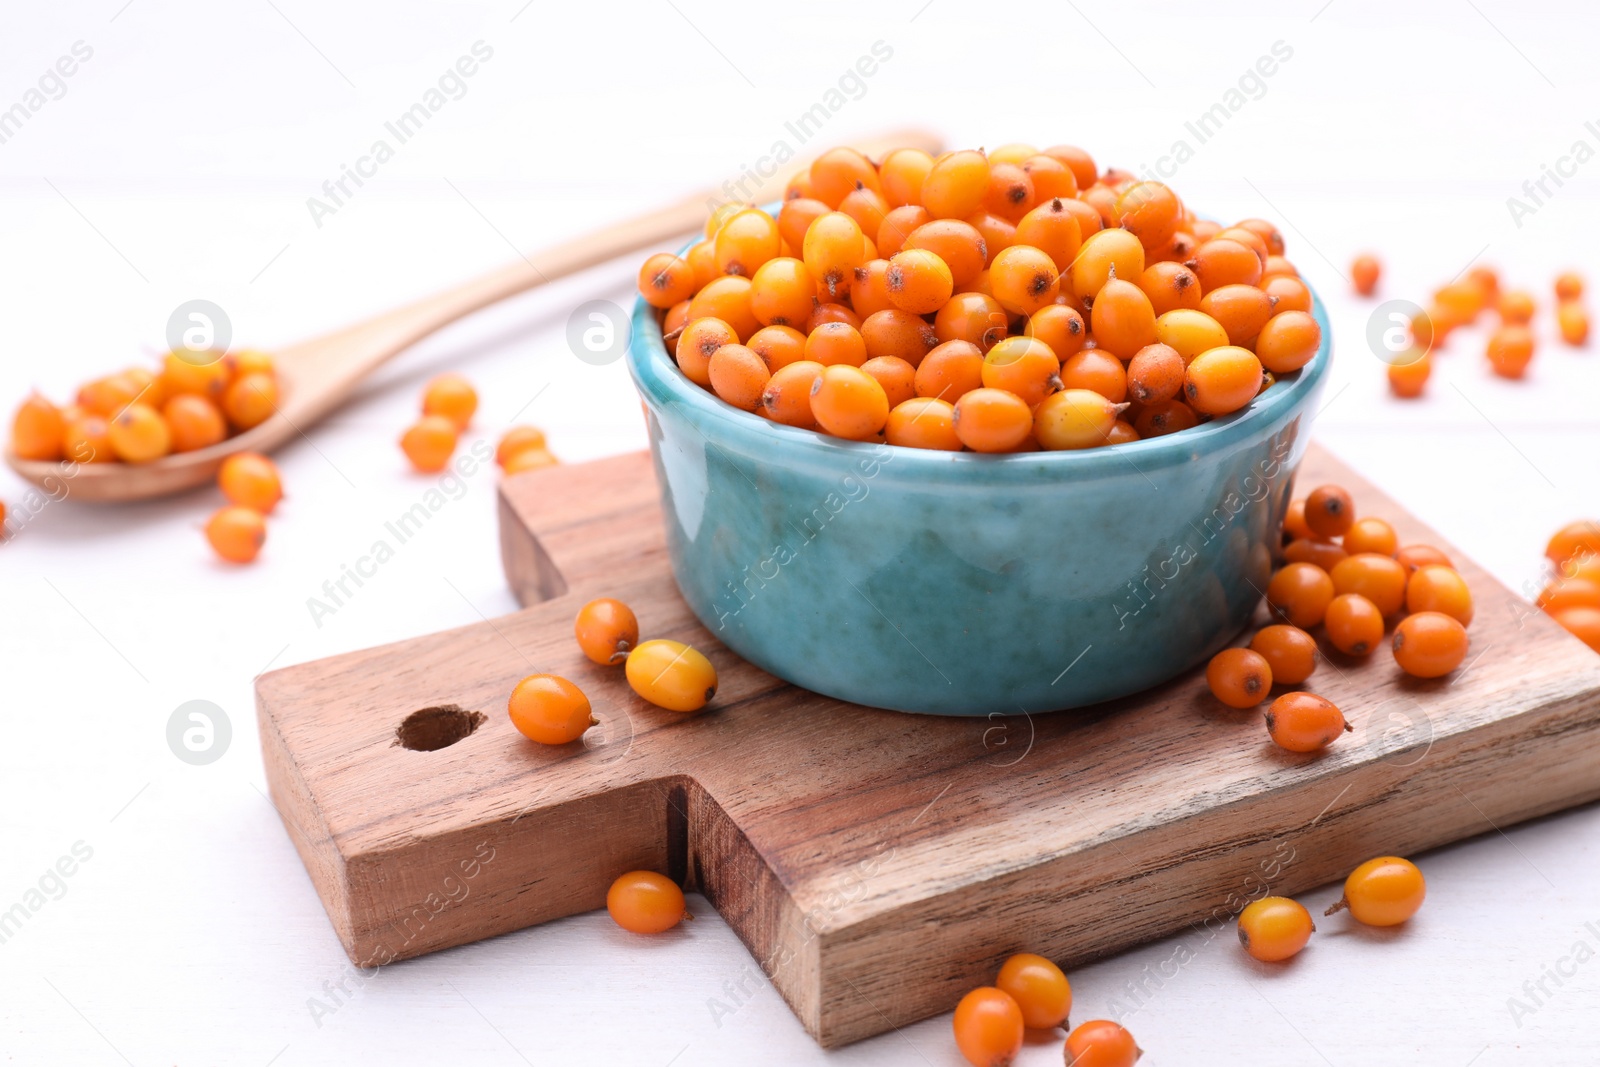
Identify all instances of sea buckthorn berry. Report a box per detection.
[879,147,934,207]
[400,415,459,473]
[1538,577,1600,615]
[218,452,283,513]
[1116,181,1180,251]
[1137,261,1202,315]
[1266,691,1349,752]
[778,198,830,252]
[1329,553,1408,616]
[1263,275,1312,314]
[965,211,1016,263]
[1206,647,1273,708]
[1499,289,1535,324]
[625,639,717,712]
[1040,144,1096,190]
[810,146,881,206]
[1081,183,1121,228]
[1132,398,1198,438]
[1033,389,1123,451]
[1250,625,1319,685]
[877,204,933,258]
[223,372,280,431]
[1215,227,1270,265]
[982,336,1062,407]
[662,300,691,337]
[11,393,66,461]
[637,252,697,308]
[1070,228,1145,305]
[804,321,869,368]
[806,301,861,333]
[748,325,808,372]
[574,598,639,666]
[860,356,917,410]
[607,870,687,934]
[496,425,548,467]
[1237,896,1314,962]
[1553,606,1600,651]
[1021,154,1078,201]
[886,248,955,315]
[1060,350,1129,404]
[921,149,990,219]
[1063,1020,1140,1067]
[1396,543,1454,574]
[990,245,1061,316]
[507,673,593,745]
[1183,346,1263,416]
[1328,857,1425,926]
[685,239,718,290]
[503,448,558,474]
[1284,538,1348,572]
[1284,499,1312,542]
[862,310,938,366]
[1025,304,1087,360]
[983,162,1036,221]
[1090,278,1158,358]
[1105,419,1139,445]
[953,388,1033,453]
[809,365,889,440]
[1557,301,1589,345]
[850,259,897,319]
[1343,517,1398,557]
[903,219,988,288]
[708,344,772,412]
[688,275,760,340]
[205,505,266,564]
[1254,311,1322,374]
[1304,485,1355,539]
[995,953,1071,1030]
[1014,198,1084,271]
[1325,594,1384,656]
[1267,562,1336,628]
[163,394,227,453]
[1351,254,1381,296]
[936,292,1009,351]
[1547,520,1600,567]
[749,257,817,327]
[1154,309,1230,364]
[226,349,274,380]
[760,360,824,428]
[1387,352,1431,398]
[916,340,986,403]
[1486,324,1535,379]
[704,200,750,238]
[1189,238,1263,291]
[78,372,145,416]
[952,987,1023,1067]
[61,412,113,463]
[1405,564,1474,625]
[838,185,890,243]
[1392,611,1469,678]
[802,211,867,298]
[108,403,172,464]
[886,397,961,451]
[1554,271,1584,301]
[1199,284,1274,347]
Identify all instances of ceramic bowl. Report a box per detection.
[627,259,1331,715]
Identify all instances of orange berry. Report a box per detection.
[1250,624,1319,685]
[993,953,1071,1030]
[688,275,760,341]
[885,248,955,315]
[1183,346,1263,416]
[1283,538,1348,573]
[1329,856,1425,927]
[1263,275,1313,314]
[903,219,988,288]
[1060,350,1128,404]
[1486,324,1535,379]
[936,292,1009,352]
[714,207,781,277]
[77,372,145,417]
[606,870,687,934]
[1154,308,1229,364]
[1388,353,1431,399]
[1547,520,1600,567]
[1557,301,1589,346]
[879,147,934,208]
[1131,398,1198,438]
[496,425,548,467]
[1033,389,1122,451]
[574,598,639,666]
[1014,197,1084,271]
[1392,611,1469,678]
[159,351,229,403]
[11,393,66,461]
[982,336,1061,407]
[1554,271,1584,301]
[1189,237,1263,291]
[804,321,869,368]
[61,412,113,464]
[1070,228,1144,305]
[802,211,867,298]
[1405,564,1474,625]
[637,252,697,308]
[809,146,882,208]
[1342,517,1398,557]
[205,505,266,564]
[1137,261,1202,316]
[778,198,829,252]
[1538,577,1600,615]
[1206,647,1273,708]
[759,360,824,428]
[502,447,558,474]
[1254,310,1322,374]
[1499,289,1535,324]
[676,318,739,388]
[399,415,459,473]
[747,325,809,371]
[915,340,987,403]
[1238,896,1315,962]
[1116,181,1180,250]
[990,244,1061,316]
[508,673,593,744]
[625,638,717,712]
[951,987,1023,1067]
[1396,543,1454,575]
[749,258,816,328]
[1552,606,1600,652]
[708,344,772,412]
[886,397,961,451]
[1063,1019,1140,1067]
[1266,562,1335,629]
[1024,304,1087,361]
[1329,553,1408,616]
[953,388,1033,453]
[1125,344,1183,405]
[1304,485,1355,539]
[860,356,918,410]
[1089,278,1158,359]
[1351,254,1381,296]
[108,403,172,464]
[218,452,283,513]
[1199,284,1274,346]
[809,365,889,440]
[1325,593,1385,656]
[1265,691,1349,752]
[223,371,280,431]
[922,149,991,219]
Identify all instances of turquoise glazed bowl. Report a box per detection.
[628,271,1331,716]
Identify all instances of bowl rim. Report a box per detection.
[628,223,1331,479]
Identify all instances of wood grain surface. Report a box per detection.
[255,443,1600,1047]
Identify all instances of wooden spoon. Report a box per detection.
[6,129,942,503]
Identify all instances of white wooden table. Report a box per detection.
[2,2,1597,1063]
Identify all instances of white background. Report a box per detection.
[2,1,1598,1064]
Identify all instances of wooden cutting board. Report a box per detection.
[255,444,1600,1047]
